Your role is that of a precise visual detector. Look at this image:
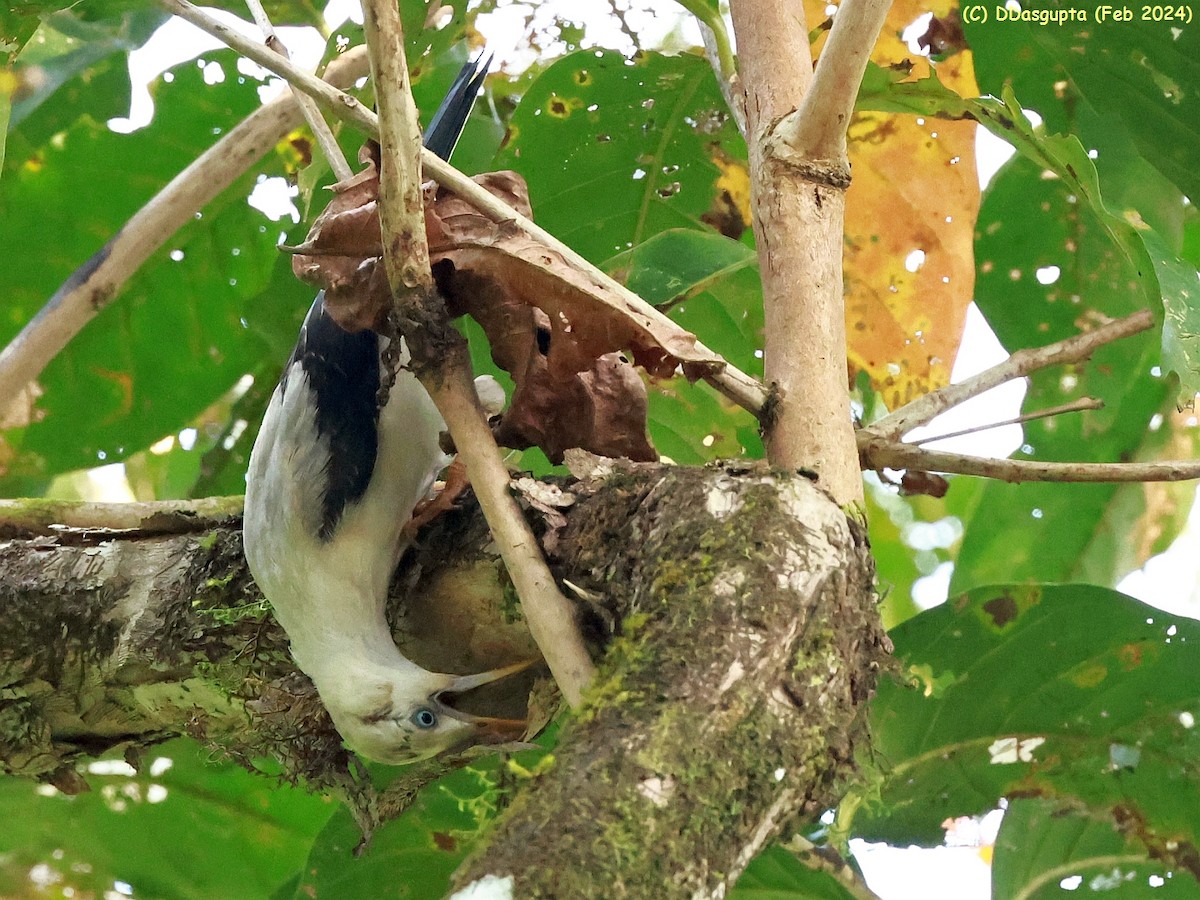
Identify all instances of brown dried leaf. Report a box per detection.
[426,172,717,380]
[289,160,674,462]
[290,154,391,332]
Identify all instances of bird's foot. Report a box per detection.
[405,457,469,537]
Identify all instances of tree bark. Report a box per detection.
[729,0,867,507]
[454,463,886,898]
[0,465,887,894]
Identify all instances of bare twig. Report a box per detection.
[779,0,893,161]
[866,310,1155,441]
[858,438,1200,483]
[245,0,352,180]
[155,0,768,416]
[360,0,595,707]
[912,397,1104,445]
[0,44,371,419]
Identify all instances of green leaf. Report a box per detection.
[984,87,1198,399]
[1,10,43,65]
[9,8,163,134]
[0,738,334,899]
[4,8,161,179]
[966,0,1200,203]
[864,68,1198,397]
[729,846,858,900]
[858,583,1200,870]
[614,226,756,309]
[646,376,762,464]
[287,762,507,899]
[992,798,1191,899]
[0,51,311,491]
[607,228,763,461]
[950,151,1169,592]
[495,49,746,264]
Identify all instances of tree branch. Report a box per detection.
[0,497,242,536]
[729,0,870,505]
[779,0,893,160]
[0,468,887,900]
[858,438,1200,483]
[855,309,1200,484]
[452,465,888,897]
[0,44,371,419]
[245,0,353,180]
[359,0,595,707]
[864,309,1155,440]
[0,492,537,789]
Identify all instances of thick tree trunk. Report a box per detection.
[0,464,887,893]
[455,463,886,898]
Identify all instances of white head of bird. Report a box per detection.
[316,656,531,765]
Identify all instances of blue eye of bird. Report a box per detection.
[411,708,438,729]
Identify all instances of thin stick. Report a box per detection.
[360,0,595,707]
[0,45,371,417]
[911,397,1104,445]
[858,438,1200,483]
[865,310,1155,440]
[245,0,353,181]
[155,0,768,416]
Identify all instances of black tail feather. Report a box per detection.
[422,52,491,161]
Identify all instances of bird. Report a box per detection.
[243,53,528,765]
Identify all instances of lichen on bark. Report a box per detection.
[454,462,889,898]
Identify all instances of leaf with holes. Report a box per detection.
[494,49,748,264]
[855,582,1200,888]
[992,798,1194,899]
[966,1,1200,203]
[951,151,1170,592]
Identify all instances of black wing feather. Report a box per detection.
[281,294,381,540]
[422,53,491,161]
